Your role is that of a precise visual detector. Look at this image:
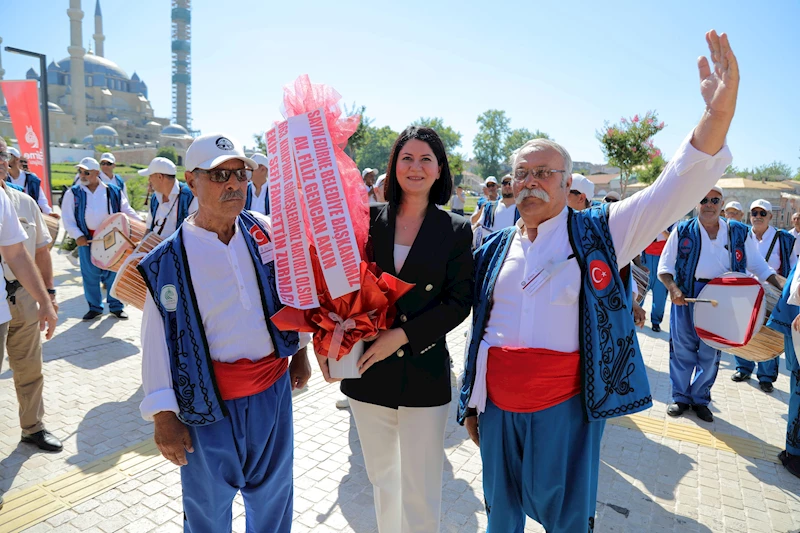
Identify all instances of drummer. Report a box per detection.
[141,157,197,237]
[658,186,781,422]
[61,157,142,321]
[732,199,798,393]
[723,200,744,222]
[244,154,270,215]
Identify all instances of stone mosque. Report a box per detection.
[0,0,193,164]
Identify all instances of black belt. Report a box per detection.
[696,278,712,284]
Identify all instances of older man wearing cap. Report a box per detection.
[138,133,311,532]
[244,153,270,215]
[98,152,127,194]
[723,200,744,221]
[5,147,53,216]
[730,199,798,392]
[658,186,781,422]
[451,184,466,215]
[471,174,519,245]
[459,30,741,530]
[790,212,800,238]
[373,173,387,204]
[604,190,621,203]
[362,167,378,202]
[567,174,595,211]
[142,157,197,237]
[475,176,498,213]
[62,157,142,321]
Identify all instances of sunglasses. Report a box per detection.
[79,170,92,176]
[486,183,497,188]
[750,209,768,218]
[101,161,114,166]
[569,189,581,196]
[501,181,512,186]
[604,197,619,203]
[699,197,721,205]
[195,168,249,183]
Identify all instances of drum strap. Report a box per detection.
[766,231,780,262]
[152,198,179,236]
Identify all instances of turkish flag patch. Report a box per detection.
[735,248,743,262]
[589,259,613,291]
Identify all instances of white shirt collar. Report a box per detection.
[516,206,568,241]
[751,224,775,242]
[183,215,241,245]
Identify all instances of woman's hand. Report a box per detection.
[358,328,409,374]
[315,352,342,384]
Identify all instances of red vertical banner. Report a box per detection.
[1,80,50,202]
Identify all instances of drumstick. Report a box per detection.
[685,298,719,307]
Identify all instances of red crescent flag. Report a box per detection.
[1,80,51,203]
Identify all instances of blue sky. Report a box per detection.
[4,0,799,171]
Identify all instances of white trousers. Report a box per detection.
[349,399,450,533]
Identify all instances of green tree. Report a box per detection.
[156,146,178,164]
[344,103,372,160]
[355,125,398,173]
[473,110,511,177]
[503,128,551,164]
[597,111,665,197]
[753,161,793,181]
[634,154,667,184]
[252,132,267,154]
[411,117,462,154]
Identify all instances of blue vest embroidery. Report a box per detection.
[71,183,122,236]
[6,172,41,202]
[674,218,748,296]
[149,182,195,233]
[767,262,799,372]
[137,211,300,426]
[773,230,795,278]
[458,204,652,423]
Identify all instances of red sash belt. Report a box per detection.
[644,240,666,256]
[487,347,581,413]
[212,354,287,401]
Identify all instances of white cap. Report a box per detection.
[75,157,100,171]
[185,133,257,172]
[362,168,377,178]
[375,173,386,189]
[604,191,621,201]
[724,201,743,212]
[711,184,724,196]
[750,199,772,212]
[7,147,20,159]
[570,174,595,199]
[251,153,269,168]
[138,157,177,176]
[485,176,498,186]
[100,152,116,164]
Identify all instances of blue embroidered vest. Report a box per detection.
[767,262,799,372]
[245,182,270,214]
[772,230,795,278]
[6,172,41,202]
[71,182,122,236]
[149,182,195,233]
[673,218,749,296]
[458,204,652,423]
[137,210,300,426]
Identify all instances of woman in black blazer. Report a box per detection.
[318,126,473,531]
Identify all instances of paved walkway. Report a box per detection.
[0,249,799,532]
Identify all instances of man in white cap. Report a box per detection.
[99,152,127,194]
[730,199,798,392]
[61,157,141,320]
[471,174,518,245]
[373,173,387,204]
[0,138,59,467]
[5,147,53,215]
[474,176,498,216]
[138,133,311,532]
[244,153,270,215]
[604,190,622,202]
[141,157,197,237]
[362,167,378,202]
[451,184,466,215]
[790,212,800,238]
[567,173,595,211]
[658,186,781,422]
[723,200,744,222]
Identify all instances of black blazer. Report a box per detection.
[341,203,474,408]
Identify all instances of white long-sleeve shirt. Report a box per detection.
[750,225,799,274]
[139,212,310,420]
[145,181,199,237]
[658,217,775,283]
[468,132,732,412]
[61,181,141,239]
[9,172,52,214]
[0,187,29,324]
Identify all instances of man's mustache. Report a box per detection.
[220,190,245,202]
[516,187,550,205]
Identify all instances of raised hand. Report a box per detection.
[698,30,739,119]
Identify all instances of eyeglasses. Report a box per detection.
[0,152,8,162]
[194,168,249,183]
[100,161,113,166]
[569,189,581,196]
[751,209,768,218]
[699,197,721,205]
[514,168,566,181]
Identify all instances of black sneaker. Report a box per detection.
[692,404,714,422]
[759,381,774,393]
[731,371,751,382]
[111,310,129,320]
[82,310,102,321]
[779,450,800,479]
[21,429,63,452]
[651,324,661,333]
[667,402,690,417]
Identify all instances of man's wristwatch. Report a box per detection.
[47,288,56,295]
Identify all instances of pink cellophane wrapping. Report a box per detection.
[280,75,369,260]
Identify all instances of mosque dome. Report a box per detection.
[94,125,118,136]
[161,124,189,136]
[48,102,65,113]
[145,121,162,128]
[56,54,130,80]
[82,135,95,144]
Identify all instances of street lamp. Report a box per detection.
[4,46,53,200]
